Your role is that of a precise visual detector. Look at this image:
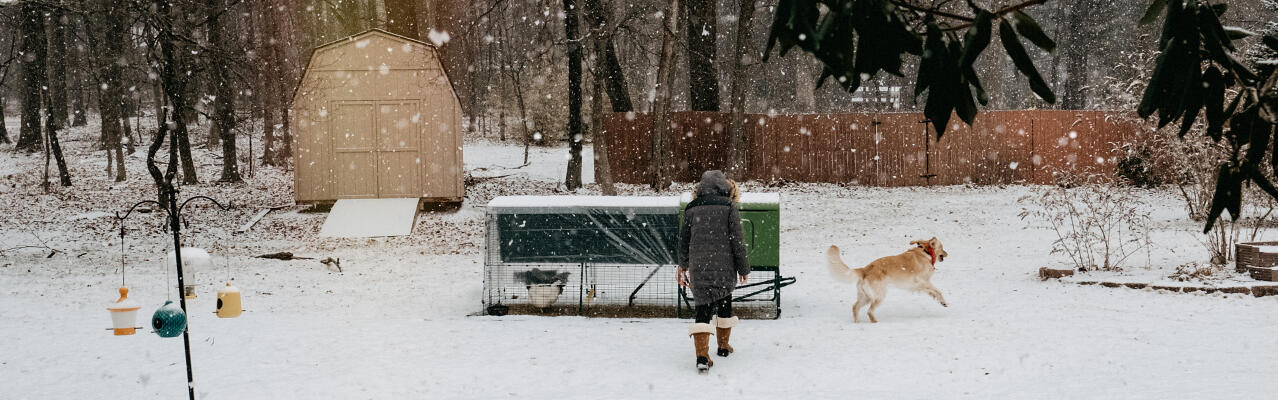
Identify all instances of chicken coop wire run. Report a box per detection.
[482,195,790,319]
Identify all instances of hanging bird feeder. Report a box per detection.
[108,222,140,335]
[107,287,141,335]
[168,248,212,299]
[214,245,242,318]
[152,300,187,338]
[216,284,242,318]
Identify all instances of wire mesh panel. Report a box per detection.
[483,196,684,318]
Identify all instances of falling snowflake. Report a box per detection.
[428,29,451,46]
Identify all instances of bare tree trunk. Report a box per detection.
[0,96,9,144]
[87,0,130,182]
[1060,0,1095,110]
[273,4,293,164]
[583,0,633,112]
[650,0,679,190]
[591,36,616,195]
[209,0,240,182]
[44,91,71,186]
[122,95,136,154]
[563,0,585,190]
[684,0,719,111]
[725,0,755,180]
[258,0,278,166]
[47,3,70,128]
[17,2,47,152]
[155,0,199,184]
[513,72,530,164]
[70,10,88,127]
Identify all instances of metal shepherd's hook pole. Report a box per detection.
[123,105,231,400]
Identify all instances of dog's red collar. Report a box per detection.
[923,246,936,266]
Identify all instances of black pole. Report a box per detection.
[165,185,197,400]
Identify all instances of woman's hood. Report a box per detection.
[696,170,732,197]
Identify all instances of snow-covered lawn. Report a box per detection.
[2,125,1277,399]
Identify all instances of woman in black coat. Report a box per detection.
[677,170,750,372]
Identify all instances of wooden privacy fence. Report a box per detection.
[603,110,1146,186]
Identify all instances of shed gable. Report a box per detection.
[309,32,437,73]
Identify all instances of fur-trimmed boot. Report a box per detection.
[713,316,738,357]
[689,323,715,372]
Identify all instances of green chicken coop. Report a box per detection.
[482,194,793,319]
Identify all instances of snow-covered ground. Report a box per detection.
[3,121,1278,399]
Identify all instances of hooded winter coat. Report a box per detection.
[678,170,750,305]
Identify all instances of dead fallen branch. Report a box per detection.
[255,252,314,260]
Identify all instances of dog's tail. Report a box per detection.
[826,245,861,283]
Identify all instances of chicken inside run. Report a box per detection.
[2,0,1278,397]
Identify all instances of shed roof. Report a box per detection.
[291,28,460,106]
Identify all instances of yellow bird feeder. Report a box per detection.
[216,284,242,318]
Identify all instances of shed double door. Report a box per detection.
[331,101,423,199]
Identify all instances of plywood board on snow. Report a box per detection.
[319,198,420,238]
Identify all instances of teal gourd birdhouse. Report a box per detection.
[152,300,187,338]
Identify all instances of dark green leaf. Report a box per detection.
[960,10,993,67]
[1176,67,1203,138]
[1236,104,1269,165]
[1264,35,1278,52]
[1248,165,1278,204]
[999,19,1055,104]
[1158,0,1183,50]
[1198,5,1235,53]
[965,65,989,106]
[1211,3,1227,16]
[1138,40,1176,118]
[1203,164,1241,233]
[915,23,944,99]
[1204,66,1225,138]
[1139,0,1167,25]
[1011,11,1055,53]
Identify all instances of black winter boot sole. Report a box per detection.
[697,356,711,373]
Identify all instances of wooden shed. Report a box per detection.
[290,29,463,204]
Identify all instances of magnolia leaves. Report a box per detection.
[766,0,920,95]
[1138,0,1278,233]
[765,0,1057,138]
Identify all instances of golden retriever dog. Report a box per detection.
[826,238,949,322]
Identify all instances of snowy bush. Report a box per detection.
[1153,131,1278,264]
[1019,175,1151,272]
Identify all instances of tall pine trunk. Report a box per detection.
[650,0,679,190]
[17,3,47,152]
[685,0,719,111]
[725,0,755,180]
[563,0,584,190]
